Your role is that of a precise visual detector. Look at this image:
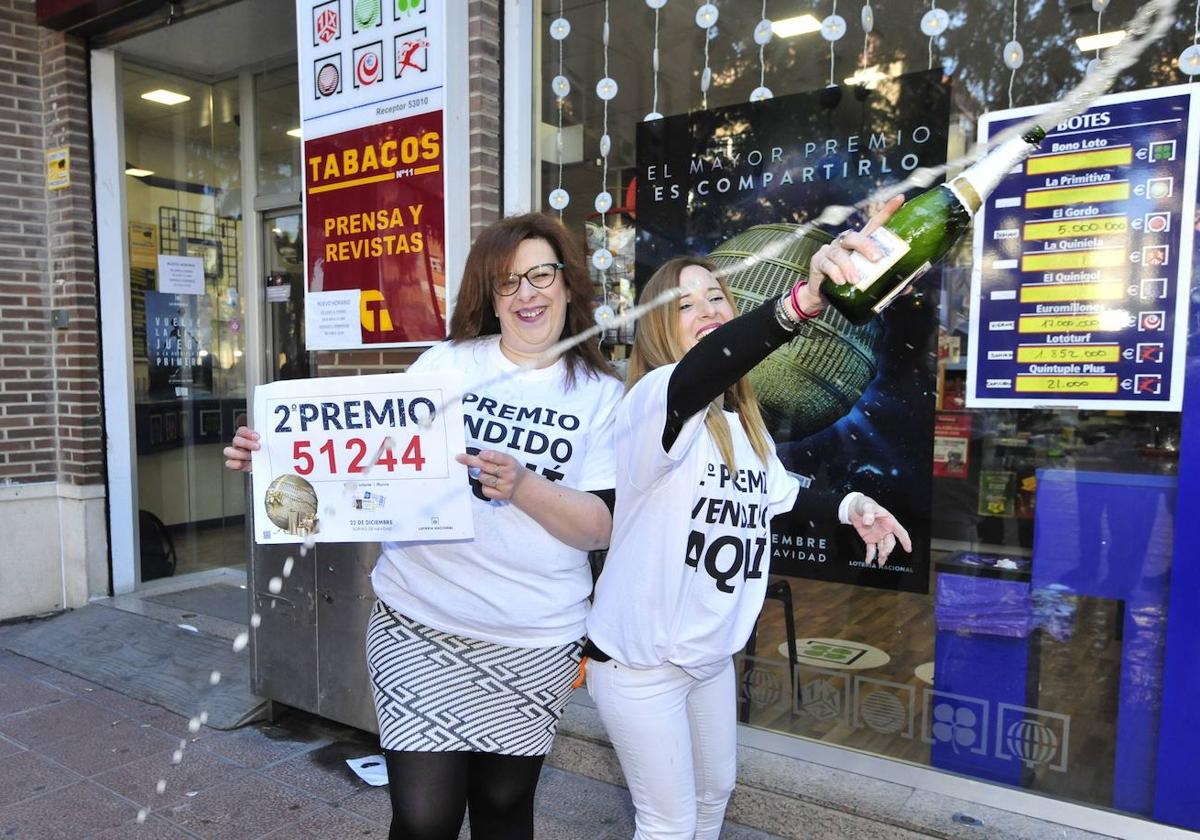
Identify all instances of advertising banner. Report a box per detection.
[296,0,450,348]
[636,70,950,593]
[933,413,971,479]
[303,111,446,345]
[145,290,213,398]
[969,85,1199,411]
[251,372,473,544]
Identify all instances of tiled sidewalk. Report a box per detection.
[0,647,779,839]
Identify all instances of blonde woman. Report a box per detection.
[584,199,912,840]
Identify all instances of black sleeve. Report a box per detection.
[586,488,616,515]
[662,295,796,452]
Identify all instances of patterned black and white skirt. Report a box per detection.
[366,600,583,755]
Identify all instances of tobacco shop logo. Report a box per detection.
[360,290,394,332]
[314,54,342,99]
[353,41,384,88]
[312,0,341,46]
[395,27,430,77]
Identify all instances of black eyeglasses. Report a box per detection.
[493,262,563,296]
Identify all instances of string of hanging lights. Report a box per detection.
[592,0,618,327]
[645,0,666,120]
[921,1,949,71]
[1005,0,1023,108]
[751,0,774,102]
[696,3,718,110]
[546,4,570,212]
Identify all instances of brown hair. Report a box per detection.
[448,213,615,387]
[626,256,772,470]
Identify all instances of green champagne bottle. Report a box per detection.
[822,126,1046,325]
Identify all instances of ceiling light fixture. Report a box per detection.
[286,128,303,139]
[844,66,887,86]
[141,89,191,106]
[1076,30,1126,51]
[124,167,155,177]
[772,14,821,38]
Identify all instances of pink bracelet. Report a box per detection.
[789,284,823,321]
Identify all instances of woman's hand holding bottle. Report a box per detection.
[783,195,906,321]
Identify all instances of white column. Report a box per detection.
[91,49,140,594]
[503,0,537,214]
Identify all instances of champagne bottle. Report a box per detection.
[821,126,1046,325]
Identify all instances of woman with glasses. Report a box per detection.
[582,199,912,840]
[225,213,622,840]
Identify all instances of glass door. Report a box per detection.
[123,62,247,580]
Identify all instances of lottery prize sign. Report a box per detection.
[969,85,1198,411]
[251,372,473,544]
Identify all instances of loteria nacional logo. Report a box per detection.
[314,54,342,99]
[353,42,384,88]
[395,27,430,77]
[312,0,340,45]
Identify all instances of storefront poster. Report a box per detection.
[969,85,1199,411]
[303,111,446,345]
[636,71,950,593]
[978,469,1016,518]
[296,0,449,348]
[251,372,473,544]
[145,290,213,398]
[933,413,971,478]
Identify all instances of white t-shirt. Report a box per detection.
[586,364,801,679]
[371,336,623,647]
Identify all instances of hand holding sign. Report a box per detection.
[223,427,260,472]
[455,449,526,501]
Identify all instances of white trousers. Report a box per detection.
[586,656,737,840]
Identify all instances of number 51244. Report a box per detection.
[292,436,424,475]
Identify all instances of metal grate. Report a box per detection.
[159,207,240,286]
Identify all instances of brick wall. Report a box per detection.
[41,27,102,485]
[468,0,502,236]
[319,0,502,377]
[0,1,100,486]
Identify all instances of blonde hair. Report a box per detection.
[627,256,772,470]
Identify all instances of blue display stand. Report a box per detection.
[932,560,1033,785]
[1033,469,1175,817]
[1153,341,1200,831]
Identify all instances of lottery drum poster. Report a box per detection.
[636,71,951,593]
[297,0,455,348]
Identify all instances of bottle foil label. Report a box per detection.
[872,261,931,314]
[847,227,910,291]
